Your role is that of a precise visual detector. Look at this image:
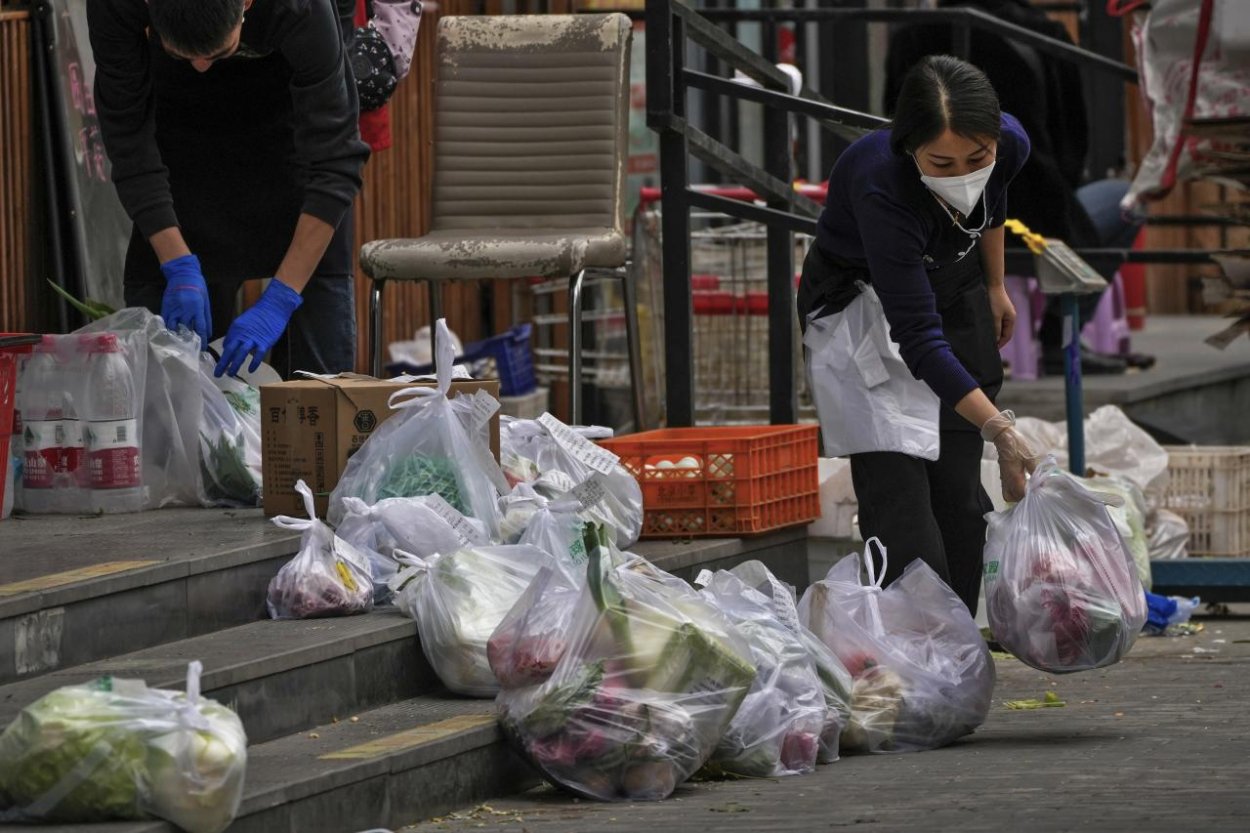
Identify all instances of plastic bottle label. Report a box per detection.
[87,419,141,489]
[60,421,86,482]
[22,421,59,489]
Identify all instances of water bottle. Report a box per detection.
[83,333,146,513]
[17,338,61,514]
[58,336,89,511]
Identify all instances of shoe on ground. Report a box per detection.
[1041,346,1128,376]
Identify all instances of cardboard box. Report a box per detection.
[260,377,501,518]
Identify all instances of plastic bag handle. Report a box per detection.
[388,386,440,410]
[271,479,318,530]
[862,537,888,590]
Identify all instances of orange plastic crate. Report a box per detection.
[599,424,820,538]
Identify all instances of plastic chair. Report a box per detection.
[359,14,642,426]
[998,275,1042,381]
[1081,271,1132,357]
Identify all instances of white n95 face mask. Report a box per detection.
[916,159,996,217]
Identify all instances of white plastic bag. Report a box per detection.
[1086,474,1153,591]
[488,559,586,689]
[267,480,374,619]
[1149,508,1191,560]
[1014,406,1170,495]
[799,539,994,753]
[198,356,262,507]
[695,569,826,777]
[0,661,246,833]
[724,560,852,764]
[328,320,507,531]
[389,543,557,697]
[498,483,589,564]
[496,528,755,801]
[983,458,1148,673]
[500,414,642,547]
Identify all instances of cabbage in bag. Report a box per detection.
[497,527,755,801]
[268,480,373,619]
[0,662,246,833]
[799,539,995,754]
[983,458,1147,673]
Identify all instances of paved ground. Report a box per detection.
[400,614,1250,833]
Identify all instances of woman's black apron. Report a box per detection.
[798,243,1003,433]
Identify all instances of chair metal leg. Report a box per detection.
[620,261,647,432]
[568,270,586,425]
[428,280,444,371]
[369,278,386,378]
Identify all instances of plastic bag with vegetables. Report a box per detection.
[198,356,262,507]
[799,539,994,754]
[983,457,1147,673]
[0,661,246,833]
[1085,473,1152,591]
[723,560,852,764]
[489,556,587,689]
[499,484,589,565]
[500,414,642,547]
[389,544,560,696]
[694,569,826,777]
[327,319,508,532]
[497,527,756,801]
[336,493,489,604]
[267,480,374,619]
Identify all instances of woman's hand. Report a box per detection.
[989,284,1017,348]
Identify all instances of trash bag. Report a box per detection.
[497,527,756,801]
[498,483,590,565]
[328,320,507,532]
[983,458,1148,673]
[1086,474,1153,591]
[389,543,558,697]
[198,356,262,507]
[500,414,643,547]
[694,569,826,777]
[1148,508,1190,560]
[488,557,587,690]
[724,560,851,764]
[0,661,246,833]
[267,480,374,619]
[799,539,994,753]
[1014,406,1170,496]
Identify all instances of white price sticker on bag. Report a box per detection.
[538,412,619,476]
[423,494,488,545]
[571,473,609,511]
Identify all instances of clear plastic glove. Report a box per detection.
[215,279,303,377]
[160,254,212,350]
[981,410,1040,502]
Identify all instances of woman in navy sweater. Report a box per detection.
[798,55,1038,614]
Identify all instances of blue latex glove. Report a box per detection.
[215,279,303,377]
[160,254,211,349]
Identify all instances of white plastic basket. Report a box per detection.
[1162,446,1250,557]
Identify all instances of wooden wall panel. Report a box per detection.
[0,10,32,333]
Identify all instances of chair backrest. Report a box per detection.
[430,14,632,236]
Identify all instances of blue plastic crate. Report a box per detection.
[462,324,537,396]
[384,324,537,397]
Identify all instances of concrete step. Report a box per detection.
[0,610,427,745]
[0,696,533,833]
[0,509,300,685]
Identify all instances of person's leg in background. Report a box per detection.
[269,212,357,378]
[850,451,951,589]
[926,429,994,615]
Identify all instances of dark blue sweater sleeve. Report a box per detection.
[857,193,982,408]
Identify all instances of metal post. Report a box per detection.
[647,0,695,427]
[762,44,796,425]
[1062,293,1085,475]
[568,270,586,426]
[620,264,648,431]
[369,279,385,378]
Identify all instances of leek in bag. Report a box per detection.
[327,319,507,532]
[695,569,826,777]
[497,527,755,801]
[268,480,373,619]
[983,457,1147,673]
[0,661,246,833]
[799,539,995,753]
